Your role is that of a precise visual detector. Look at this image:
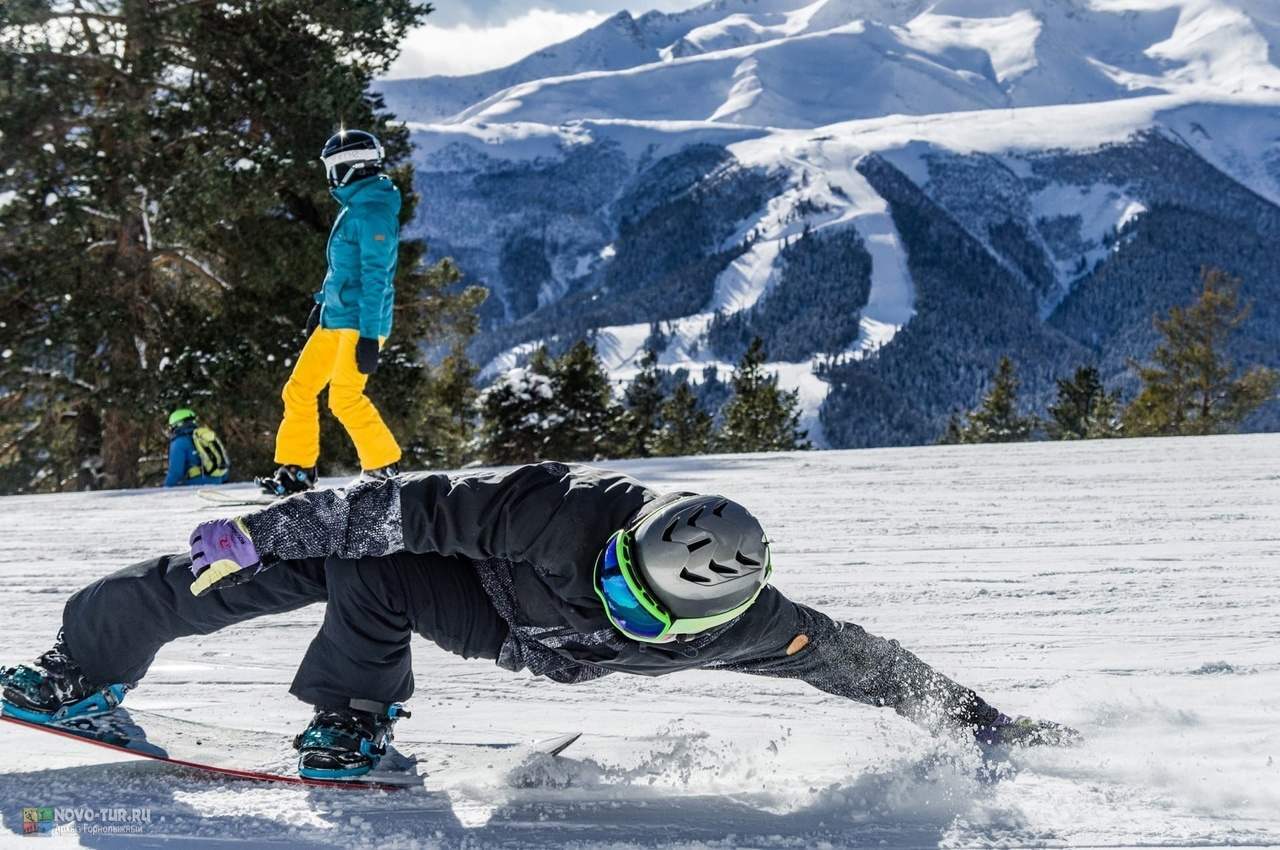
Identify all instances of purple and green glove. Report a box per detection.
[188,518,264,597]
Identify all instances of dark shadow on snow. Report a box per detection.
[0,737,1030,848]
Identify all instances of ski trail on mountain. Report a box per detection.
[813,151,916,352]
[718,141,917,354]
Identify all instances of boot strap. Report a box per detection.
[349,698,411,720]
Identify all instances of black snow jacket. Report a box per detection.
[242,462,994,729]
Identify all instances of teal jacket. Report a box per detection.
[317,175,400,339]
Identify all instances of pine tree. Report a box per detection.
[955,356,1036,444]
[616,347,665,459]
[643,321,668,355]
[938,411,965,445]
[545,340,620,461]
[474,348,555,465]
[1087,390,1124,440]
[1124,268,1279,437]
[718,338,810,453]
[1046,366,1122,440]
[406,339,480,470]
[654,381,715,457]
[0,1,489,493]
[698,364,732,415]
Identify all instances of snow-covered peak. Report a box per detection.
[376,11,663,124]
[380,0,1280,129]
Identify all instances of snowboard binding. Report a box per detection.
[257,464,317,498]
[362,463,399,482]
[0,638,129,725]
[294,699,411,780]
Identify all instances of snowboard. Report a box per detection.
[197,487,278,508]
[1,708,581,791]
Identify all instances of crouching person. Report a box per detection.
[1,463,1075,780]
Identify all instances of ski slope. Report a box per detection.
[0,434,1278,848]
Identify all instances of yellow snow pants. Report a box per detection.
[274,328,401,471]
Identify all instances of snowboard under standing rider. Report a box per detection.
[258,129,403,497]
[0,463,1076,780]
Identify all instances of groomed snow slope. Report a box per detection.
[1,434,1278,848]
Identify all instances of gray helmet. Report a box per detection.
[630,495,772,620]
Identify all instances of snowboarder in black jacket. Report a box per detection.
[0,463,1074,779]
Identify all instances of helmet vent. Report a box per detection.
[636,495,771,614]
[662,519,679,542]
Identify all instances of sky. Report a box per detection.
[385,1,704,79]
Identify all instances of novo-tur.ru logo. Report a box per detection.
[21,808,54,836]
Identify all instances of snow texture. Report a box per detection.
[1,434,1278,847]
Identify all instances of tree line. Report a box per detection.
[942,269,1279,444]
[475,336,810,465]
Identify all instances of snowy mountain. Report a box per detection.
[377,0,1280,446]
[2,436,1278,846]
[384,0,1280,126]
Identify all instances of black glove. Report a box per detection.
[355,337,380,375]
[305,304,321,337]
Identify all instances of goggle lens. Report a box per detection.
[598,534,669,640]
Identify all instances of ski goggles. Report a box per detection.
[593,529,768,644]
[321,147,382,186]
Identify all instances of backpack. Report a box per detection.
[191,426,230,478]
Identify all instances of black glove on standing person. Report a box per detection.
[356,337,380,375]
[305,304,321,337]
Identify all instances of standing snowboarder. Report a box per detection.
[1,463,1075,780]
[258,129,402,497]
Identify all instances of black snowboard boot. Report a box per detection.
[294,700,410,780]
[0,634,129,724]
[257,464,317,497]
[362,463,399,482]
[974,713,1080,748]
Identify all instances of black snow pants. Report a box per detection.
[60,552,510,711]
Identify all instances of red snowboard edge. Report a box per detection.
[0,713,410,791]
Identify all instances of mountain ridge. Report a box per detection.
[378,0,1280,446]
